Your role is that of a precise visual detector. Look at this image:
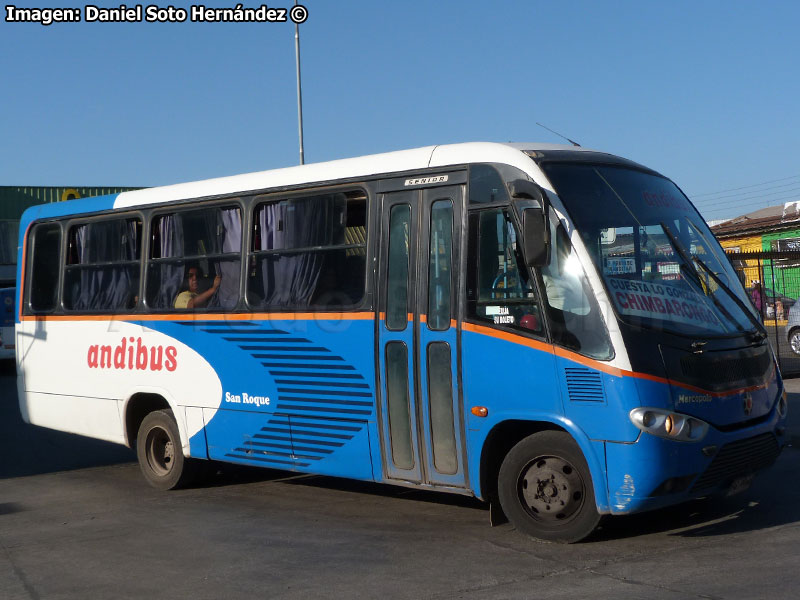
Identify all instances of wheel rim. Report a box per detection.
[791,333,800,355]
[518,456,585,523]
[145,426,174,477]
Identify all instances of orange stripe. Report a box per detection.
[21,311,376,323]
[464,321,773,398]
[462,322,554,355]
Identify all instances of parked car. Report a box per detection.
[786,302,800,355]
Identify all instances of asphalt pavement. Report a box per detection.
[780,375,800,446]
[2,359,800,599]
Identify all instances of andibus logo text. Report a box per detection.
[87,337,177,371]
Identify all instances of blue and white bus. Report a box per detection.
[15,143,789,542]
[1,223,16,359]
[0,286,14,360]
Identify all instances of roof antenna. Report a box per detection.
[536,122,581,147]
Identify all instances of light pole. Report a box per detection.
[294,0,305,165]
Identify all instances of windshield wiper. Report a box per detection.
[690,253,767,338]
[683,217,768,341]
[660,222,765,337]
[659,222,704,288]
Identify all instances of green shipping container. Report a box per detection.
[0,186,142,284]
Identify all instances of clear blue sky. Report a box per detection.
[2,1,799,222]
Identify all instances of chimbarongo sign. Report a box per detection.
[607,277,721,328]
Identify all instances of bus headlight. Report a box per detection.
[629,408,709,442]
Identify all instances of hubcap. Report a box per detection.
[146,426,174,477]
[791,333,800,355]
[518,456,585,523]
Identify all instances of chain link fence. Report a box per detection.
[727,250,800,377]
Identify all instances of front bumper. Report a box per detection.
[604,402,787,515]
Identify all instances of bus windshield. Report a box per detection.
[541,163,758,337]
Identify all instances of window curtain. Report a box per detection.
[69,220,138,310]
[150,215,184,309]
[208,208,241,309]
[258,196,344,307]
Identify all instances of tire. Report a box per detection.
[136,409,195,490]
[497,431,601,543]
[789,329,800,356]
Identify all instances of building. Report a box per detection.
[711,202,800,312]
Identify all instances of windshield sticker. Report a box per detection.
[600,228,617,245]
[657,262,680,280]
[607,277,721,328]
[491,306,515,325]
[604,257,636,275]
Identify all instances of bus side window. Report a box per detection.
[467,208,542,334]
[146,206,242,311]
[468,164,510,205]
[386,204,411,330]
[539,221,614,360]
[28,223,61,313]
[427,200,453,331]
[64,218,141,312]
[247,191,367,310]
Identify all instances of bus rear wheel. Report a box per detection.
[136,409,194,490]
[498,431,601,543]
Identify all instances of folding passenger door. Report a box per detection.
[376,179,468,489]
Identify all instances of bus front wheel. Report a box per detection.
[136,409,194,490]
[497,431,601,543]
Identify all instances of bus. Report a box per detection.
[1,221,16,360]
[1,286,14,360]
[15,142,789,542]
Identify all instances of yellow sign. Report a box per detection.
[61,188,81,202]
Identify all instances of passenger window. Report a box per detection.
[469,164,510,204]
[146,206,242,311]
[539,219,613,360]
[385,341,414,469]
[469,208,542,334]
[28,223,61,312]
[64,218,142,311]
[428,200,453,331]
[386,204,411,331]
[247,191,367,309]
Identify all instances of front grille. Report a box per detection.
[690,433,780,495]
[680,349,771,385]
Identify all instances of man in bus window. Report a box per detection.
[174,265,221,309]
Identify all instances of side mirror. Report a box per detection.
[522,207,550,267]
[508,179,549,266]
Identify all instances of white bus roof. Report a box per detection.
[114,142,595,209]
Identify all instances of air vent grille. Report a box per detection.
[690,433,779,495]
[565,368,605,402]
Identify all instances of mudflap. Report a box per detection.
[489,500,509,526]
